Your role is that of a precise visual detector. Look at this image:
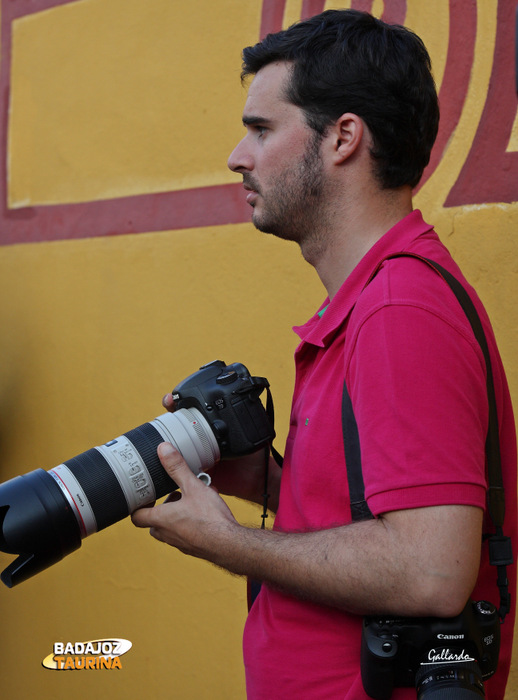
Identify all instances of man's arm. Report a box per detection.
[132,442,482,618]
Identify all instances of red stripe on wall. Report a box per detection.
[300,1,326,21]
[418,0,477,193]
[445,0,518,205]
[380,0,407,25]
[0,184,252,245]
[351,1,374,13]
[259,0,287,38]
[0,0,252,246]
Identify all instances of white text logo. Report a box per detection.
[42,638,132,670]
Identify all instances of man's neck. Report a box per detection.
[304,188,413,300]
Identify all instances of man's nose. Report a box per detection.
[227,137,253,173]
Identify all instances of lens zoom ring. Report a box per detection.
[124,423,178,500]
[64,448,128,531]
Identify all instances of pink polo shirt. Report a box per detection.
[243,210,516,699]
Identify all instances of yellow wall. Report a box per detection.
[0,1,517,698]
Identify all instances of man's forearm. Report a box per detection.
[132,444,482,620]
[194,506,482,618]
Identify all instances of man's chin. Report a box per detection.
[251,211,271,233]
[252,215,279,236]
[252,217,298,244]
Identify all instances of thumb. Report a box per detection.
[157,442,197,490]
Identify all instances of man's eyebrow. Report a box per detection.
[242,115,274,127]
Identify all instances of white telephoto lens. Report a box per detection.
[49,407,221,536]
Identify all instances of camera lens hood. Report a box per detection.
[0,469,81,587]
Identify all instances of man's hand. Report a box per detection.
[161,392,281,510]
[131,443,239,560]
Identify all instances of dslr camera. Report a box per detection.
[0,360,275,587]
[361,599,500,699]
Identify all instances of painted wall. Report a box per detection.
[0,1,517,697]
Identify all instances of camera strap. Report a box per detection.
[343,253,513,620]
[247,382,281,610]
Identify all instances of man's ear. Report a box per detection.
[329,113,364,164]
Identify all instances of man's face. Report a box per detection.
[227,62,327,245]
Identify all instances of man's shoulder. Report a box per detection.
[346,246,488,356]
[354,244,476,322]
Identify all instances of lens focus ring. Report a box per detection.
[416,660,485,699]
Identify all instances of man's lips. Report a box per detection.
[243,179,260,205]
[245,189,258,205]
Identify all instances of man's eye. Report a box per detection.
[256,126,267,138]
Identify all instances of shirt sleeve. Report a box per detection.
[346,302,488,516]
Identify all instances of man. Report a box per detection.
[132,10,516,698]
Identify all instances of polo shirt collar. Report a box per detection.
[293,209,434,348]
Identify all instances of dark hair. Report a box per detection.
[241,10,439,189]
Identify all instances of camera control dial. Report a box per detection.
[216,370,238,385]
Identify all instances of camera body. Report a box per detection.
[361,600,500,699]
[172,360,274,457]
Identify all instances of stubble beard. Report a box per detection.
[248,132,331,261]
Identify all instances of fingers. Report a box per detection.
[162,393,176,411]
[156,443,197,492]
[131,443,195,529]
[131,503,157,528]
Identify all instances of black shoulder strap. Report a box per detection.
[342,381,374,522]
[343,253,513,619]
